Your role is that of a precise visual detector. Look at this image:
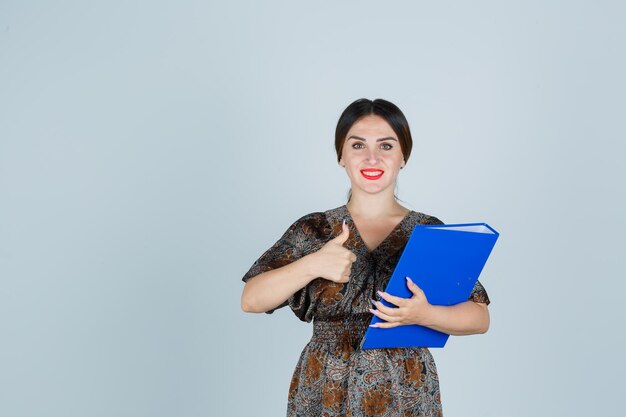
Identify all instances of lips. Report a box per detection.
[360,169,384,180]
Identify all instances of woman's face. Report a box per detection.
[339,115,405,197]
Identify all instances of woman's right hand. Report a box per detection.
[241,219,357,313]
[308,219,357,283]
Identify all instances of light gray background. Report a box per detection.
[1,1,624,416]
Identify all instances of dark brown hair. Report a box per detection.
[335,98,413,164]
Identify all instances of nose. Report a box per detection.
[366,148,380,165]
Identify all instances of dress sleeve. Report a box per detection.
[241,213,321,315]
[468,280,491,305]
[425,215,491,305]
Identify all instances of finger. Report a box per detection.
[341,270,351,282]
[376,290,407,308]
[369,307,397,323]
[371,300,399,317]
[332,219,350,245]
[406,277,424,296]
[370,321,401,329]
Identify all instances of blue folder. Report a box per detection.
[360,222,499,349]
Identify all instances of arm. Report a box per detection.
[370,277,490,335]
[241,219,356,313]
[241,255,318,313]
[420,300,489,335]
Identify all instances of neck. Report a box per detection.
[346,187,406,219]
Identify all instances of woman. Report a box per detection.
[241,98,490,417]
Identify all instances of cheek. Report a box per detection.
[340,148,352,164]
[342,151,361,166]
[381,153,404,166]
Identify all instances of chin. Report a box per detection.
[355,183,391,194]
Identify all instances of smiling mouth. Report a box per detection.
[360,169,384,180]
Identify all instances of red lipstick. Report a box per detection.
[360,169,384,180]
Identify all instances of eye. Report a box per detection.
[380,143,393,150]
[351,142,365,149]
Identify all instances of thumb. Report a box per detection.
[333,219,351,245]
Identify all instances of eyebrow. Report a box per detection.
[347,135,397,142]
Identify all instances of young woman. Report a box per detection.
[241,98,490,417]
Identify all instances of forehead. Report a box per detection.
[346,115,396,140]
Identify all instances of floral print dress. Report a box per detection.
[242,205,490,417]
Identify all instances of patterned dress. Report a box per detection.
[242,205,490,417]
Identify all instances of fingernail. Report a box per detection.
[405,276,412,282]
[370,299,378,306]
[376,290,383,297]
[369,323,378,328]
[368,308,376,314]
[343,218,347,226]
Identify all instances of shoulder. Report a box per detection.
[287,210,331,240]
[292,211,326,224]
[288,205,352,239]
[410,211,444,225]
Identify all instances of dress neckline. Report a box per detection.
[340,204,413,255]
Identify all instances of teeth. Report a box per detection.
[362,171,383,176]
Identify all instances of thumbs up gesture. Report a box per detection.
[310,219,357,283]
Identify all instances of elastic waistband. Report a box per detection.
[311,314,371,346]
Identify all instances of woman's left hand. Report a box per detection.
[369,277,433,328]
